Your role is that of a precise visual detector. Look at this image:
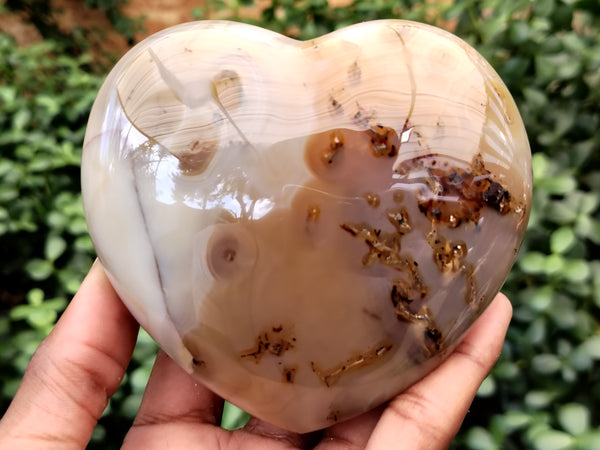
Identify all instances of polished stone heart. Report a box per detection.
[81,19,531,432]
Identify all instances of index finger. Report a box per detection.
[365,293,512,450]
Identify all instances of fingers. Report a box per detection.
[243,415,315,448]
[365,293,513,450]
[126,350,313,449]
[123,350,224,447]
[122,291,509,450]
[0,260,139,449]
[133,350,223,426]
[314,406,384,450]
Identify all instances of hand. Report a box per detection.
[0,261,512,449]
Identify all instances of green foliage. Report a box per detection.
[221,402,252,430]
[2,0,600,448]
[443,1,600,448]
[0,30,99,407]
[0,12,149,445]
[83,0,145,43]
[194,0,444,38]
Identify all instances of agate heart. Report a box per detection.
[81,19,532,433]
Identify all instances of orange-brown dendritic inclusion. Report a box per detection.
[240,325,299,384]
[183,124,525,425]
[243,125,521,392]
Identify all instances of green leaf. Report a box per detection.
[535,55,558,84]
[575,429,600,450]
[533,0,556,17]
[578,192,599,215]
[67,216,89,235]
[47,210,69,230]
[538,175,577,195]
[42,298,67,311]
[548,296,578,329]
[525,318,547,345]
[519,252,546,274]
[556,58,582,81]
[74,235,94,253]
[532,354,562,374]
[547,201,579,224]
[493,361,520,379]
[464,426,497,450]
[561,259,591,283]
[477,375,496,397]
[561,366,577,383]
[550,227,575,254]
[523,87,548,111]
[0,185,19,203]
[35,94,61,118]
[9,305,34,321]
[581,336,600,359]
[130,365,152,394]
[27,288,44,306]
[531,429,574,450]
[0,85,17,106]
[557,403,590,435]
[498,410,532,433]
[532,153,549,181]
[221,401,251,431]
[544,254,565,275]
[509,20,530,45]
[24,258,54,280]
[27,308,57,329]
[480,14,508,44]
[576,216,600,245]
[119,393,143,418]
[45,234,67,261]
[12,108,31,131]
[525,391,556,409]
[90,425,106,443]
[529,286,553,312]
[569,345,592,371]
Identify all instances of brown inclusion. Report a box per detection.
[396,153,517,228]
[282,366,297,384]
[391,286,444,357]
[426,228,477,306]
[367,124,399,157]
[240,327,296,363]
[310,341,393,387]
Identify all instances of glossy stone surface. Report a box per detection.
[81,20,532,433]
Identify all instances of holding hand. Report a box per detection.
[0,261,512,449]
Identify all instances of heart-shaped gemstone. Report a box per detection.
[82,19,531,433]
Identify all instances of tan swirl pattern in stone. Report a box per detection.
[81,19,532,433]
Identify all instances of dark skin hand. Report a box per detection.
[0,260,512,449]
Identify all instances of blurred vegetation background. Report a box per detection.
[1,0,599,448]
